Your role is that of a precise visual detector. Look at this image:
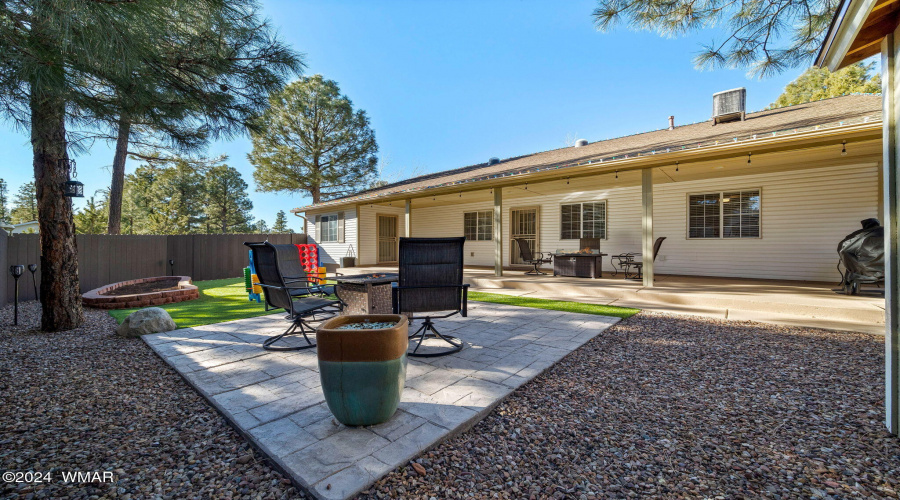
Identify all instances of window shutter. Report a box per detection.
[337,212,345,243]
[315,215,321,241]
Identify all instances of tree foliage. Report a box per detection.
[74,195,108,234]
[249,75,379,204]
[204,165,255,233]
[9,181,37,224]
[769,62,881,108]
[0,179,8,223]
[592,0,840,77]
[272,210,290,233]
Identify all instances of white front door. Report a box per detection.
[377,215,398,263]
[510,207,539,265]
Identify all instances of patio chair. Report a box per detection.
[620,237,666,280]
[272,243,336,298]
[245,241,343,351]
[514,238,552,275]
[392,237,469,357]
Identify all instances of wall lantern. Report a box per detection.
[60,158,84,198]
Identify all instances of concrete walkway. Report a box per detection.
[143,302,619,500]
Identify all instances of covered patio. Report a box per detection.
[344,264,885,334]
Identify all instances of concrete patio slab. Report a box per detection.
[143,302,619,500]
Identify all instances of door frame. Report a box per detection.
[376,213,399,264]
[509,206,541,266]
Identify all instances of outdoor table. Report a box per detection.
[553,253,608,279]
[334,273,399,315]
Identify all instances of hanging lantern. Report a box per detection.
[60,158,84,198]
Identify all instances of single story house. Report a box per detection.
[0,220,39,234]
[294,92,882,284]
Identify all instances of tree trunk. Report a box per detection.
[107,116,131,234]
[30,79,84,332]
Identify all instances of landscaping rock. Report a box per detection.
[116,307,177,337]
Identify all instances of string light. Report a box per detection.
[841,140,847,156]
[615,170,618,179]
[566,177,570,184]
[675,161,679,172]
[747,152,752,164]
[459,191,462,198]
[524,182,528,190]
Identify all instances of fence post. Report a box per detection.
[0,228,7,305]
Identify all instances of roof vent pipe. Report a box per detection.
[668,116,675,130]
[575,139,589,147]
[488,157,500,165]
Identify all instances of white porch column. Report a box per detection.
[494,187,503,276]
[641,168,654,287]
[404,199,411,238]
[882,29,900,436]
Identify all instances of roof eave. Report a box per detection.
[293,120,882,214]
[816,0,880,70]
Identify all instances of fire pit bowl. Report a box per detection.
[316,314,408,426]
[82,276,199,309]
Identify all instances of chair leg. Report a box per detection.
[408,318,463,357]
[263,317,317,351]
[525,262,546,275]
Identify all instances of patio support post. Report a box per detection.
[404,199,412,238]
[882,28,900,436]
[641,168,654,287]
[494,187,503,276]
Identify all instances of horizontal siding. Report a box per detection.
[408,162,879,281]
[307,207,358,265]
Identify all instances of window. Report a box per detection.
[688,189,760,239]
[319,214,338,242]
[464,211,493,241]
[560,201,606,239]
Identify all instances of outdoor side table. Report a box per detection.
[553,253,608,279]
[334,273,399,315]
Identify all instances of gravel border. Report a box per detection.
[0,301,304,499]
[362,312,900,499]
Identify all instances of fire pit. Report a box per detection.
[82,276,199,309]
[334,273,399,315]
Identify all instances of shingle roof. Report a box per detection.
[298,94,882,211]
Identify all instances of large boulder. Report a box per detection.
[117,307,177,337]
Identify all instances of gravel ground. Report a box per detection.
[0,301,302,500]
[363,313,900,500]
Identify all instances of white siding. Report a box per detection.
[409,163,879,281]
[358,204,407,265]
[306,207,358,265]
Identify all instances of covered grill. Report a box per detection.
[837,218,884,295]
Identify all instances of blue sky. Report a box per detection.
[0,0,864,232]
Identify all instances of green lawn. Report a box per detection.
[468,291,640,319]
[108,277,278,328]
[108,278,639,328]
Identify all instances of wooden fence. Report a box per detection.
[0,231,307,304]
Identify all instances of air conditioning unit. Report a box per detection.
[712,88,746,125]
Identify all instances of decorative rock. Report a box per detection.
[116,307,177,337]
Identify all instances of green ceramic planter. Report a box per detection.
[316,314,408,426]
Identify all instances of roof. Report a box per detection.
[297,94,883,212]
[816,0,896,70]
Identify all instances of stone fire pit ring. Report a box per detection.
[83,276,199,310]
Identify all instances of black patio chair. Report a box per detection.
[272,243,336,298]
[619,237,666,280]
[245,241,343,351]
[392,237,469,357]
[514,238,552,275]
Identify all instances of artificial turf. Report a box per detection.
[467,291,640,319]
[108,277,640,328]
[108,277,278,328]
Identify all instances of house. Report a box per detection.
[816,0,900,436]
[295,92,882,285]
[0,220,39,234]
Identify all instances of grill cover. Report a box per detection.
[838,218,884,288]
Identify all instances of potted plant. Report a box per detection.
[316,314,408,426]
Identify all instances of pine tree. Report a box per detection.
[0,179,8,223]
[9,182,37,224]
[770,62,881,108]
[249,75,379,204]
[204,164,254,233]
[255,219,269,233]
[74,196,108,234]
[272,210,291,233]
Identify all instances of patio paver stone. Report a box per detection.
[143,302,619,500]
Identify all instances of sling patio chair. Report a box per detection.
[514,237,553,275]
[272,243,337,298]
[392,237,470,357]
[613,236,666,280]
[245,241,343,351]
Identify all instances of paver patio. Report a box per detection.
[142,302,619,499]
